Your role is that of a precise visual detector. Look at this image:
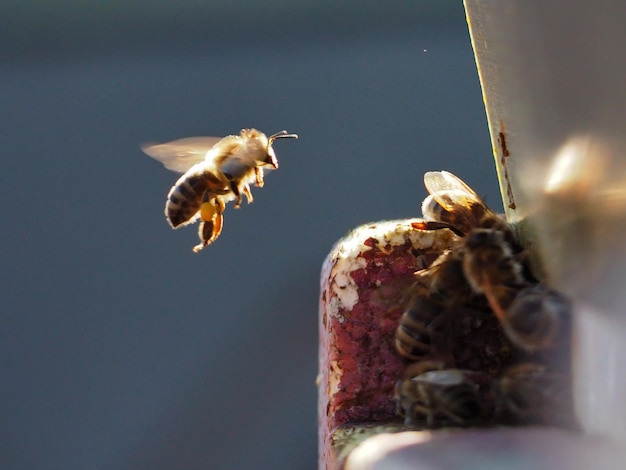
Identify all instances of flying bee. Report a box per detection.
[395,361,485,428]
[504,283,572,353]
[493,362,577,428]
[142,128,298,251]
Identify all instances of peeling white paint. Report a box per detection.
[323,219,457,312]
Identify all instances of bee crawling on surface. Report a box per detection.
[395,361,486,428]
[493,362,577,429]
[419,170,516,243]
[413,171,541,344]
[504,283,572,353]
[394,287,445,362]
[459,228,528,335]
[142,128,297,252]
[394,248,481,363]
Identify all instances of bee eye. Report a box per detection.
[264,149,278,169]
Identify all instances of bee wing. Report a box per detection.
[424,171,483,211]
[141,137,224,173]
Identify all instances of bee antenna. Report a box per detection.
[268,130,299,144]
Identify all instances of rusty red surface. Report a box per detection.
[318,221,454,469]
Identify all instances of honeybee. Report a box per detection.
[143,128,297,252]
[459,228,527,330]
[420,170,514,242]
[395,290,445,362]
[504,283,572,352]
[395,361,484,428]
[394,249,473,362]
[493,362,576,428]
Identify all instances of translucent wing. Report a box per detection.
[424,171,482,211]
[141,137,224,173]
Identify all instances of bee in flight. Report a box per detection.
[142,128,298,252]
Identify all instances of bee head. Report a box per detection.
[264,130,298,169]
[465,228,505,250]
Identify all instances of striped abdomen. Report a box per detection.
[165,171,226,228]
[395,295,443,361]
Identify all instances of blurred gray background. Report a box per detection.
[1,1,499,469]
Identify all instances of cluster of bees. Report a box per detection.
[393,171,576,429]
[143,128,297,252]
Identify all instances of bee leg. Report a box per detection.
[193,195,225,252]
[243,184,254,204]
[230,181,244,208]
[481,281,511,329]
[408,403,428,426]
[193,213,224,252]
[254,167,265,187]
[417,389,436,428]
[425,408,436,428]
